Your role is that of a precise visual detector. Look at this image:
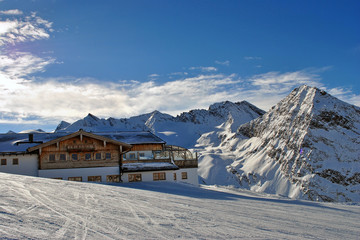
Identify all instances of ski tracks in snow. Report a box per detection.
[1,176,360,239]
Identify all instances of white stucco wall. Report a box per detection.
[122,170,175,183]
[122,168,198,185]
[0,154,38,177]
[39,166,120,182]
[174,168,198,185]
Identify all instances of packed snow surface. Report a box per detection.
[0,173,359,239]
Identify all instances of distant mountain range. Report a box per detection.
[55,100,265,149]
[46,85,360,202]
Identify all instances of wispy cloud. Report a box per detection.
[0,9,23,15]
[215,60,230,66]
[0,12,52,46]
[189,66,218,72]
[1,64,359,127]
[0,52,55,79]
[148,73,160,80]
[244,56,262,60]
[0,11,359,130]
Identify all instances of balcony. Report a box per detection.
[122,145,198,168]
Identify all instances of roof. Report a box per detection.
[0,130,166,153]
[95,131,166,145]
[27,130,132,152]
[122,162,179,172]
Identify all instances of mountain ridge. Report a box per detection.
[54,100,265,148]
[198,85,360,202]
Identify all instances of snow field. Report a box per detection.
[0,172,359,239]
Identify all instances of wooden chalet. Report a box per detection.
[0,130,198,185]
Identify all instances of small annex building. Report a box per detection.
[0,130,198,185]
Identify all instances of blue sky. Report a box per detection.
[0,0,359,132]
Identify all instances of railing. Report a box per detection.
[173,159,198,168]
[122,145,198,168]
[122,158,172,163]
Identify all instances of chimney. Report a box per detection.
[28,134,34,142]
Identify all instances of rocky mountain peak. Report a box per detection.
[55,121,71,132]
[220,85,360,202]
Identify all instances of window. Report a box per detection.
[88,176,102,182]
[181,172,188,180]
[49,154,55,162]
[1,159,6,165]
[12,158,19,165]
[173,173,177,181]
[153,172,166,181]
[71,154,78,161]
[106,175,120,183]
[128,153,136,159]
[105,152,111,160]
[139,152,145,158]
[95,153,101,160]
[85,153,92,160]
[59,154,66,161]
[68,177,82,181]
[128,174,142,182]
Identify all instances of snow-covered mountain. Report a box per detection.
[198,85,360,202]
[55,101,265,148]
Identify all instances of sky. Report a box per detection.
[0,0,359,133]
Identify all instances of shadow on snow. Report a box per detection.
[109,181,354,213]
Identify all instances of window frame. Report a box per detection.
[88,176,102,182]
[85,153,92,160]
[95,152,102,160]
[128,173,142,182]
[59,154,66,161]
[12,158,19,165]
[153,172,166,181]
[1,159,6,166]
[68,176,82,181]
[49,154,56,162]
[106,175,120,183]
[71,153,78,161]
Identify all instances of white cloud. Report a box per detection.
[189,66,218,72]
[0,12,359,128]
[148,73,159,78]
[0,52,55,79]
[0,12,52,46]
[1,65,359,126]
[250,70,321,90]
[0,9,23,15]
[215,60,230,66]
[327,87,360,107]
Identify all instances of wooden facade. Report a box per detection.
[130,144,164,151]
[28,130,132,170]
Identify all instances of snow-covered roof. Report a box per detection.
[0,131,165,153]
[122,162,179,172]
[97,131,166,145]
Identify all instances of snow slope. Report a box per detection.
[198,85,360,202]
[55,101,265,148]
[0,172,359,239]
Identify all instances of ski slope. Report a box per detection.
[0,173,359,239]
